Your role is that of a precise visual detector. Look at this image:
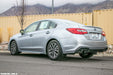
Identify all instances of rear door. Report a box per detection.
[31,20,57,52]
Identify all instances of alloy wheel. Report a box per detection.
[10,41,19,55]
[47,40,64,60]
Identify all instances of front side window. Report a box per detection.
[38,21,49,30]
[25,22,39,33]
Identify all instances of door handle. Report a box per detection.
[30,34,33,37]
[46,31,50,34]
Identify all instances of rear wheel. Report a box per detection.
[10,41,20,55]
[79,52,93,58]
[47,40,65,60]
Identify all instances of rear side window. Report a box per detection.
[38,21,49,30]
[49,22,57,29]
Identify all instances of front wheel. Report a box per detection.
[10,41,20,55]
[79,52,93,58]
[47,40,65,60]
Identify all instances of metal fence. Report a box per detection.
[0,9,113,45]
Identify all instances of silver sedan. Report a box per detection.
[8,19,108,60]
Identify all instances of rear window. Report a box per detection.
[56,20,84,26]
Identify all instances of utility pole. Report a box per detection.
[52,0,54,14]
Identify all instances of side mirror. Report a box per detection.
[20,29,25,35]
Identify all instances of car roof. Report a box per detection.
[43,19,84,26]
[45,19,73,22]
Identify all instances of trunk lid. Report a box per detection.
[81,26,103,40]
[82,26,102,33]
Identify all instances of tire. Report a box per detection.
[79,52,93,59]
[47,40,65,60]
[10,41,20,55]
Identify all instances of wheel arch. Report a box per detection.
[45,38,63,54]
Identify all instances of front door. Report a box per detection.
[18,22,39,51]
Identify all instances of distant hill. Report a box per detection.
[0,0,113,16]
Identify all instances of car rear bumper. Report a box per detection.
[58,33,108,54]
[60,38,108,54]
[75,46,108,54]
[63,45,108,54]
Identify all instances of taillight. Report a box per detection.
[102,31,106,36]
[66,28,88,35]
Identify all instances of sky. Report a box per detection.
[0,0,106,14]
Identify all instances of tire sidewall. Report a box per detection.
[10,41,19,55]
[47,40,63,60]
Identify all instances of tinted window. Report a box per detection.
[49,22,57,29]
[38,21,49,30]
[25,22,39,33]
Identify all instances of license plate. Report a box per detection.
[90,33,101,40]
